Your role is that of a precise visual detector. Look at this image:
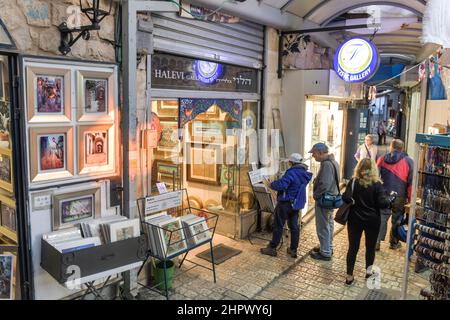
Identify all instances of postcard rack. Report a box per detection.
[136,189,218,300]
[401,133,450,300]
[40,234,147,300]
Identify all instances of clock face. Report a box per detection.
[197,61,219,76]
[338,38,373,74]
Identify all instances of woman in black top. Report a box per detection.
[343,158,390,285]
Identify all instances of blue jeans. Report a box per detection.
[315,204,334,257]
[269,201,300,251]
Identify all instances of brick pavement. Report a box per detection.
[137,213,429,300]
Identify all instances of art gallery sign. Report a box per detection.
[152,53,258,93]
[334,37,380,83]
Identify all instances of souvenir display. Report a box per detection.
[52,188,101,230]
[26,66,71,122]
[410,140,450,300]
[181,214,211,245]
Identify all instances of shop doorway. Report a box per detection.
[303,100,344,214]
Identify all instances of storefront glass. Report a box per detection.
[150,99,258,238]
[304,100,344,214]
[0,54,20,300]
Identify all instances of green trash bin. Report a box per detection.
[153,260,174,290]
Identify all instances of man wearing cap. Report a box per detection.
[260,153,312,258]
[309,143,340,261]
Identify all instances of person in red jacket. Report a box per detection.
[376,139,413,250]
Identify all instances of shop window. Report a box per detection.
[150,99,258,238]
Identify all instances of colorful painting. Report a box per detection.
[60,195,94,224]
[159,218,187,256]
[0,255,13,300]
[84,79,107,113]
[0,101,10,148]
[1,203,16,232]
[39,134,65,171]
[84,131,107,166]
[36,75,63,113]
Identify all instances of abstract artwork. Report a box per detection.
[0,255,13,300]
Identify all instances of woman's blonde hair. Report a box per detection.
[353,158,382,187]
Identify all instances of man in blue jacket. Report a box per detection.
[261,153,313,258]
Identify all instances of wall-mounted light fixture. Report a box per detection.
[58,0,113,55]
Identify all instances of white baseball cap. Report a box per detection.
[288,153,304,164]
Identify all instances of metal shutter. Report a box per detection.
[151,12,264,69]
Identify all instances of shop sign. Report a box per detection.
[145,190,183,214]
[334,37,379,83]
[152,53,258,93]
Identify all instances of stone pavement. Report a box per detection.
[137,214,430,300]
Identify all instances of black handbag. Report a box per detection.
[334,179,355,225]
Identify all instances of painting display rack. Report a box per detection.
[136,189,218,300]
[40,235,147,300]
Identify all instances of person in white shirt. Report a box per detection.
[354,134,378,162]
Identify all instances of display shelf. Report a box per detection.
[0,225,17,243]
[401,134,450,300]
[136,189,218,300]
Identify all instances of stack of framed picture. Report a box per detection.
[24,60,118,186]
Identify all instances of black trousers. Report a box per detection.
[346,217,381,276]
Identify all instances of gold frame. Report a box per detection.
[186,143,221,185]
[77,124,116,176]
[196,104,220,120]
[26,66,71,123]
[0,147,13,192]
[29,127,74,183]
[189,120,225,143]
[0,193,17,243]
[76,70,115,122]
[156,100,179,117]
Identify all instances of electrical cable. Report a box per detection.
[169,0,237,20]
[371,61,423,87]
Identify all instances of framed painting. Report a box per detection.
[156,160,180,179]
[77,124,116,175]
[76,69,115,122]
[52,187,101,230]
[29,127,74,183]
[0,148,12,192]
[0,254,14,300]
[156,100,178,118]
[186,143,221,185]
[0,101,10,149]
[26,66,71,123]
[157,120,180,152]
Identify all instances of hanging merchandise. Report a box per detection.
[422,0,450,48]
[368,86,377,101]
[401,134,450,301]
[428,56,448,100]
[419,63,427,82]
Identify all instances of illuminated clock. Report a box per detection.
[194,60,223,84]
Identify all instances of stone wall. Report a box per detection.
[0,0,116,62]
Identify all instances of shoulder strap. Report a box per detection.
[351,179,355,197]
[364,144,371,158]
[324,160,340,194]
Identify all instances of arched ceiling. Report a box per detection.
[262,0,427,59]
